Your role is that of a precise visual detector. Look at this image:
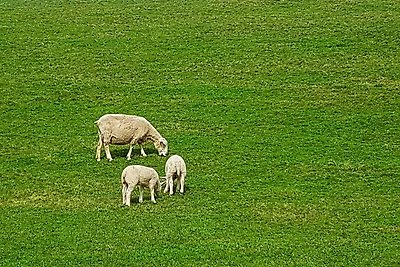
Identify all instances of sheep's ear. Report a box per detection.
[160,138,168,147]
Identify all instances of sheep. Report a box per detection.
[121,165,161,206]
[95,114,168,161]
[164,155,187,195]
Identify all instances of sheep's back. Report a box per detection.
[166,155,186,176]
[123,165,158,187]
[96,114,150,144]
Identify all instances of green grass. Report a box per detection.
[0,0,399,266]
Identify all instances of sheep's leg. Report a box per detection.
[168,177,174,195]
[176,177,181,193]
[150,186,156,203]
[104,144,113,161]
[122,183,127,205]
[164,176,170,194]
[156,179,161,196]
[180,175,185,194]
[102,132,113,161]
[126,185,134,206]
[138,186,144,203]
[163,182,169,194]
[126,145,133,160]
[96,134,102,161]
[122,185,125,205]
[140,145,147,157]
[127,138,139,160]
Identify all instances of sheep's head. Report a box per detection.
[155,138,168,156]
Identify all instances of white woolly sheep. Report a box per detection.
[164,155,187,195]
[95,114,168,161]
[121,165,161,206]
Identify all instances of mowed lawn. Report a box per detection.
[0,0,399,266]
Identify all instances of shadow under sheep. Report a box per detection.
[106,147,159,160]
[121,185,191,206]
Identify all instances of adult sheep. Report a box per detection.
[164,155,187,195]
[95,114,168,161]
[121,165,161,206]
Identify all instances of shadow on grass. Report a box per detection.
[121,185,191,207]
[103,146,159,160]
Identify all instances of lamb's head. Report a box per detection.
[154,138,168,156]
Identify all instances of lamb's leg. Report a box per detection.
[138,186,144,203]
[126,185,134,206]
[164,176,170,194]
[180,174,185,194]
[168,177,174,195]
[150,186,156,203]
[176,177,181,193]
[140,145,147,157]
[96,134,102,161]
[122,184,126,205]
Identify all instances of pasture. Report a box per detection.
[0,0,399,266]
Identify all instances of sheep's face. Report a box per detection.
[155,138,168,156]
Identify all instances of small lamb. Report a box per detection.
[95,114,168,161]
[164,155,187,195]
[121,165,161,206]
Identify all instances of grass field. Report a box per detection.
[0,0,399,266]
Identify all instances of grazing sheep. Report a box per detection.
[164,155,187,195]
[95,114,168,161]
[121,165,161,206]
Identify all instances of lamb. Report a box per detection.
[95,114,168,161]
[121,165,161,206]
[164,155,187,195]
